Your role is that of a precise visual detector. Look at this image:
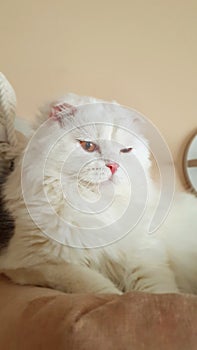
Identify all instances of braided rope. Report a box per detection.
[0,73,21,161]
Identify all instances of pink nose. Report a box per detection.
[106,162,119,175]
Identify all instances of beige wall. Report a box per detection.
[1,0,197,184]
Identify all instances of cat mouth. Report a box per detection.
[77,173,112,188]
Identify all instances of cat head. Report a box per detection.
[36,96,151,190]
[21,95,152,244]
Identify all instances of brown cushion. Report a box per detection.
[0,274,196,350]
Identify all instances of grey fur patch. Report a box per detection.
[0,160,15,250]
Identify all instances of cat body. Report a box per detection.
[0,94,196,295]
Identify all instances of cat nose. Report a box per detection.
[106,162,119,175]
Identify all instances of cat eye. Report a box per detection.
[79,140,98,152]
[120,147,133,153]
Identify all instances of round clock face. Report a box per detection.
[183,133,197,196]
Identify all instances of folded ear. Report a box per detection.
[49,102,77,126]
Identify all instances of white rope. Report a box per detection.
[0,73,21,161]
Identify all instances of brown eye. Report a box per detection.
[120,147,133,153]
[79,141,97,152]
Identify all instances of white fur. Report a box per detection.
[0,94,196,295]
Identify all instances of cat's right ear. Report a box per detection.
[49,102,77,127]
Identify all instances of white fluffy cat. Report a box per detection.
[0,93,196,295]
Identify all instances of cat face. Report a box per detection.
[43,101,151,189]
